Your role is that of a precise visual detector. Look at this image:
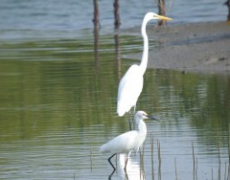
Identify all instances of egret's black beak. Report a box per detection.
[147,115,160,122]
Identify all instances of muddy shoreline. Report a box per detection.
[125,21,230,74]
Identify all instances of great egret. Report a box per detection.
[117,12,172,117]
[100,111,159,170]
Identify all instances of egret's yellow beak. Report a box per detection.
[154,14,172,21]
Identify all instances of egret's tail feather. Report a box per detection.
[117,103,130,117]
[117,110,125,117]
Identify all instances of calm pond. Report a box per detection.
[0,30,229,180]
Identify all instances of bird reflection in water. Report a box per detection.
[109,154,145,180]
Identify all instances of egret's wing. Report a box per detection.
[117,65,143,116]
[100,131,139,154]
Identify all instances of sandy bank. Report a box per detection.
[126,22,230,74]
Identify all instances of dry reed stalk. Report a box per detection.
[115,154,117,173]
[228,123,230,179]
[212,168,213,180]
[151,134,155,180]
[174,157,178,180]
[218,143,221,180]
[157,139,161,180]
[196,158,198,180]
[192,141,196,180]
[90,149,93,172]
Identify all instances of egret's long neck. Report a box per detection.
[137,120,147,137]
[140,18,149,75]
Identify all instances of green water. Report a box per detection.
[0,32,229,179]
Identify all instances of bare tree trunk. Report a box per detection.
[114,0,121,29]
[93,0,99,28]
[224,0,230,21]
[93,0,100,70]
[158,0,166,27]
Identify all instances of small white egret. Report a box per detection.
[117,12,172,117]
[100,111,159,170]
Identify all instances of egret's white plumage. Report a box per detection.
[117,12,172,117]
[117,65,143,117]
[100,111,158,170]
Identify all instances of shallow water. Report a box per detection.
[0,0,228,40]
[0,30,229,180]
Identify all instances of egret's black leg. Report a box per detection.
[132,106,137,130]
[108,170,115,180]
[108,168,116,180]
[128,106,136,130]
[108,154,116,171]
[124,156,129,171]
[128,118,133,130]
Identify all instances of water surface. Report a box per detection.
[0,32,229,179]
[0,0,227,40]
